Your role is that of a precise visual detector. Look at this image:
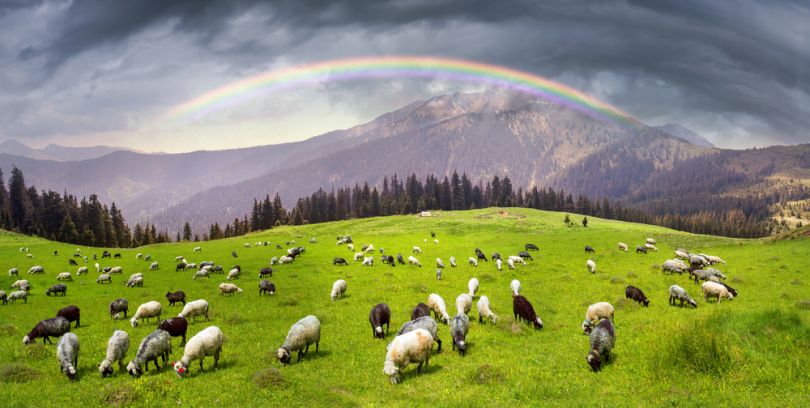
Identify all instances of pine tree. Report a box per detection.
[8,167,32,232]
[182,222,192,241]
[59,213,79,243]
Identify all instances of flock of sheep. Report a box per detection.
[3,229,736,385]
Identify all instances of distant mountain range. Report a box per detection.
[0,139,145,162]
[1,90,807,234]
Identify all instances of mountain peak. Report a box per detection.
[654,124,715,148]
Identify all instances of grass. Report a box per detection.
[0,207,808,407]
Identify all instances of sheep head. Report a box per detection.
[173,361,188,378]
[277,348,291,364]
[587,350,602,372]
[534,318,544,330]
[383,361,399,384]
[581,320,592,335]
[99,360,114,377]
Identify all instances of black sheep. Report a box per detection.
[369,303,391,339]
[476,252,488,262]
[518,251,533,260]
[525,243,539,251]
[585,245,595,253]
[332,257,348,266]
[625,285,650,307]
[68,259,78,266]
[411,303,430,320]
[491,252,501,261]
[718,282,738,297]
[636,246,647,254]
[46,284,67,296]
[386,255,396,267]
[396,254,405,265]
[513,295,543,329]
[23,316,71,345]
[56,305,81,328]
[158,317,189,346]
[102,250,111,258]
[165,290,186,306]
[110,298,128,318]
[259,280,276,295]
[176,263,186,272]
[231,251,238,258]
[260,267,274,277]
[103,266,112,273]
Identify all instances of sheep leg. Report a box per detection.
[436,339,442,353]
[199,357,204,371]
[118,360,125,372]
[213,348,220,369]
[43,337,51,345]
[316,341,319,354]
[417,362,423,373]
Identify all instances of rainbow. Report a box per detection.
[163,56,634,124]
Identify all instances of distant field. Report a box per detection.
[0,208,808,407]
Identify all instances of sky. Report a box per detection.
[0,0,808,152]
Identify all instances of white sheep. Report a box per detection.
[347,244,355,251]
[468,257,478,267]
[674,249,690,259]
[193,270,210,280]
[496,259,502,271]
[510,279,521,296]
[8,268,18,276]
[436,258,445,269]
[644,243,658,252]
[57,332,80,381]
[173,326,223,377]
[331,279,347,301]
[365,244,375,253]
[617,243,628,252]
[127,329,172,376]
[383,328,434,384]
[175,255,185,262]
[427,293,450,324]
[354,252,364,261]
[581,302,615,335]
[27,265,44,274]
[701,281,734,303]
[509,255,526,265]
[433,239,439,244]
[94,262,100,272]
[76,267,88,275]
[467,278,479,298]
[109,266,123,274]
[227,269,240,280]
[130,301,162,327]
[586,259,596,274]
[646,238,657,245]
[449,256,456,267]
[149,262,159,271]
[362,256,374,266]
[193,246,202,252]
[12,279,29,289]
[136,253,143,259]
[218,283,243,295]
[412,246,422,254]
[408,256,422,267]
[126,276,144,288]
[477,296,498,323]
[701,254,726,265]
[455,293,472,316]
[507,259,515,270]
[26,253,33,259]
[98,330,129,376]
[179,299,210,322]
[277,315,320,364]
[8,290,27,303]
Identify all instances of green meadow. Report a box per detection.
[0,208,808,407]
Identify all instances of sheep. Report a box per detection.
[509,255,526,265]
[136,253,143,259]
[408,256,422,267]
[468,257,478,267]
[0,290,6,305]
[510,279,521,296]
[76,266,88,275]
[468,278,479,298]
[110,298,128,319]
[333,257,348,266]
[185,263,197,270]
[475,249,488,262]
[411,303,430,320]
[227,269,240,280]
[364,244,375,253]
[362,256,374,266]
[477,296,498,324]
[347,244,355,251]
[353,252,364,261]
[492,252,502,261]
[617,243,628,252]
[702,281,734,303]
[173,326,223,377]
[57,333,80,381]
[218,283,243,295]
[586,259,596,274]
[427,293,450,324]
[193,270,210,280]
[644,243,658,252]
[436,258,445,269]
[94,262,100,272]
[669,285,698,308]
[178,299,210,322]
[412,246,422,254]
[8,290,27,303]
[26,253,33,259]
[689,254,709,268]
[397,254,405,265]
[165,290,186,306]
[674,249,690,259]
[525,243,539,251]
[193,246,202,252]
[130,301,162,327]
[585,245,595,253]
[330,279,347,301]
[636,245,647,254]
[23,316,71,344]
[450,314,470,355]
[662,259,686,275]
[455,293,473,316]
[496,259,502,271]
[513,295,543,329]
[385,255,395,266]
[646,238,657,245]
[704,267,727,280]
[383,328,434,384]
[581,302,614,335]
[159,317,189,346]
[259,280,276,296]
[701,254,726,265]
[174,255,185,262]
[69,258,78,266]
[46,284,67,296]
[149,262,159,271]
[212,265,223,274]
[109,266,123,274]
[126,275,144,288]
[396,316,442,353]
[449,256,456,267]
[57,305,81,328]
[99,330,129,376]
[507,259,515,270]
[518,251,533,260]
[8,267,18,276]
[97,273,112,284]
[718,282,738,297]
[277,315,320,364]
[433,239,439,244]
[127,329,172,376]
[369,303,392,339]
[113,253,121,259]
[104,267,112,273]
[625,285,650,307]
[11,279,29,290]
[27,265,44,274]
[586,319,615,372]
[279,256,293,264]
[436,269,442,280]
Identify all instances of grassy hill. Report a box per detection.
[0,208,807,407]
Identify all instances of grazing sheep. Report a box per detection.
[450,314,470,355]
[581,302,614,335]
[702,281,734,303]
[449,256,456,267]
[491,252,502,261]
[644,243,658,252]
[130,301,162,327]
[109,266,123,274]
[8,290,27,303]
[689,254,709,269]
[99,330,129,376]
[625,285,650,307]
[280,256,295,264]
[362,256,374,266]
[173,326,223,377]
[585,245,595,253]
[689,269,718,284]
[436,258,445,269]
[646,238,657,245]
[700,254,726,265]
[518,251,533,260]
[218,283,243,295]
[397,254,405,265]
[468,257,478,267]
[396,316,442,353]
[477,296,498,324]
[411,303,430,320]
[333,257,348,266]
[718,282,738,297]
[525,243,539,251]
[193,270,210,280]
[23,316,70,344]
[185,263,197,270]
[144,255,151,261]
[68,259,77,266]
[408,256,422,267]
[8,267,18,276]
[347,244,355,251]
[178,299,210,322]
[496,259,502,271]
[383,328,434,384]
[27,265,44,274]
[159,317,189,346]
[354,252,364,261]
[103,267,112,273]
[127,329,172,376]
[475,249,488,262]
[636,245,647,254]
[509,255,526,265]
[674,249,690,259]
[126,275,144,288]
[193,246,202,252]
[662,259,687,275]
[165,291,186,306]
[467,278,479,298]
[149,262,159,271]
[0,290,6,305]
[386,255,396,266]
[427,293,450,324]
[212,265,223,273]
[369,303,392,339]
[412,246,422,254]
[617,243,628,252]
[436,269,442,280]
[669,285,698,308]
[95,263,100,272]
[227,269,240,280]
[26,253,33,259]
[57,305,81,328]
[259,280,276,296]
[57,333,80,381]
[46,284,67,296]
[365,244,375,253]
[330,279,347,301]
[110,298,128,319]
[277,315,321,364]
[455,293,473,316]
[586,319,615,372]
[510,279,521,296]
[704,267,727,280]
[433,239,439,244]
[513,295,543,329]
[507,259,515,270]
[97,273,112,284]
[586,259,596,274]
[76,266,88,275]
[11,279,29,290]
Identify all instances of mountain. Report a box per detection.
[0,139,142,161]
[654,124,715,148]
